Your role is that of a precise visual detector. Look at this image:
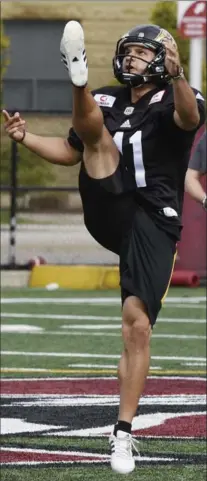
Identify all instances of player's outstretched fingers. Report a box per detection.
[3,110,21,125]
[2,109,12,124]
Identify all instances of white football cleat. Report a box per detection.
[60,20,88,87]
[109,430,140,474]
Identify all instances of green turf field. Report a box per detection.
[1,287,206,480]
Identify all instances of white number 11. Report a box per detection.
[113,130,146,188]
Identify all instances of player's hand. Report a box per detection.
[162,39,181,78]
[2,110,26,142]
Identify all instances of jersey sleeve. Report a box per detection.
[188,131,207,173]
[67,86,117,152]
[160,86,206,139]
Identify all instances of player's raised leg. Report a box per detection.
[60,21,119,179]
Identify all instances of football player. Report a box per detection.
[3,21,205,475]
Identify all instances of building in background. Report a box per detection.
[2,1,154,112]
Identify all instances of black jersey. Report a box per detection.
[68,84,205,238]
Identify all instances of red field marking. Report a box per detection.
[134,414,207,437]
[1,377,206,396]
[1,377,206,439]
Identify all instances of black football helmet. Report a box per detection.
[113,24,176,88]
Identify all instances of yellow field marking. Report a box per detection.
[1,368,206,375]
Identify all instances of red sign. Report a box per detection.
[178,1,206,38]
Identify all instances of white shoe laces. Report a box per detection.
[110,434,140,459]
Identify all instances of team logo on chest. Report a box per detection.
[124,106,134,115]
[120,119,131,128]
[149,90,165,105]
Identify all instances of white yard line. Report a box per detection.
[66,363,117,369]
[1,313,122,321]
[2,329,122,337]
[66,363,161,370]
[141,334,205,339]
[62,332,204,340]
[45,331,206,340]
[163,297,205,304]
[157,318,206,323]
[1,375,118,380]
[1,351,206,361]
[1,313,205,324]
[1,325,44,333]
[184,362,206,366]
[1,324,205,339]
[1,367,48,372]
[164,304,205,309]
[1,296,206,305]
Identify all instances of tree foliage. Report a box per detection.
[0,22,10,101]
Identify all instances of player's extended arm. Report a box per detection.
[3,109,81,166]
[185,168,207,209]
[172,79,200,131]
[163,40,200,131]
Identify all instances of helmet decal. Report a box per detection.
[155,28,177,47]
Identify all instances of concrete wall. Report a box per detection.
[2,1,155,89]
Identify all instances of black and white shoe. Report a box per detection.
[60,21,88,87]
[109,430,140,474]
